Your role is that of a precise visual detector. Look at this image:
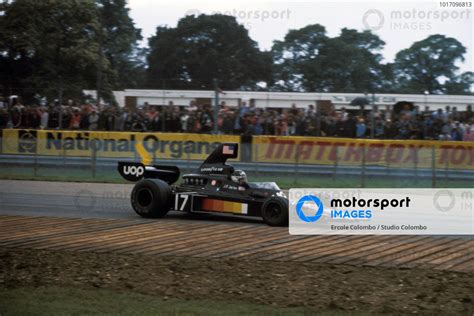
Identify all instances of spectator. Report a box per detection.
[80,109,90,130]
[48,107,59,129]
[374,117,385,138]
[40,108,49,129]
[117,108,130,131]
[356,117,366,138]
[169,110,182,132]
[61,107,71,129]
[2,96,473,142]
[88,109,99,131]
[104,109,116,131]
[463,124,474,141]
[439,120,453,140]
[451,126,463,141]
[0,108,8,127]
[221,111,235,134]
[200,109,213,133]
[274,116,288,135]
[69,109,81,129]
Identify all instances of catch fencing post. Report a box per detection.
[414,146,418,185]
[294,143,299,185]
[62,142,66,171]
[91,144,96,179]
[333,145,338,181]
[187,150,191,175]
[213,79,219,135]
[431,145,436,188]
[33,139,38,177]
[361,143,366,188]
[133,139,137,161]
[444,151,449,183]
[255,141,260,178]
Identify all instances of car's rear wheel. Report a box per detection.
[131,179,172,218]
[261,196,288,226]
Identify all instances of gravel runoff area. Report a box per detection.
[1,248,473,314]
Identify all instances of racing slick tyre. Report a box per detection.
[131,179,172,218]
[261,196,289,227]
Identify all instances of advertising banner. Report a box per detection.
[253,136,474,170]
[1,129,241,161]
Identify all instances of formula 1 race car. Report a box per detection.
[118,143,288,226]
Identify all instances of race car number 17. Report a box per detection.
[175,194,190,211]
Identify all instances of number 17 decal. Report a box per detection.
[175,194,189,211]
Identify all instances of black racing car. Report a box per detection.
[117,143,288,226]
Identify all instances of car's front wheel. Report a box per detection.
[131,179,172,218]
[261,196,289,226]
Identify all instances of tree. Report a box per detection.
[0,0,143,104]
[146,14,271,90]
[393,35,467,94]
[0,0,104,102]
[443,71,474,95]
[271,27,388,93]
[271,24,328,91]
[96,0,144,91]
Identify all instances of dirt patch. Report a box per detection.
[1,248,473,314]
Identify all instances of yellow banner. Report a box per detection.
[2,129,241,161]
[253,136,474,170]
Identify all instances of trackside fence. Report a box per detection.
[0,129,473,188]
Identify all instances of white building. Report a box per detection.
[83,89,474,111]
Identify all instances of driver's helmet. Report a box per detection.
[231,170,247,185]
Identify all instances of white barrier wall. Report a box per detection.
[83,89,474,110]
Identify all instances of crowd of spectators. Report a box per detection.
[0,97,473,141]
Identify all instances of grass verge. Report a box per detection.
[0,286,313,316]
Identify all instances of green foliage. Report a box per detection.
[1,0,100,100]
[271,27,389,93]
[0,0,143,103]
[393,35,467,94]
[271,27,470,94]
[146,14,272,90]
[97,0,145,90]
[0,5,471,97]
[271,24,328,91]
[443,71,474,95]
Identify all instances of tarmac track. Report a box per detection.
[0,180,472,273]
[0,180,263,224]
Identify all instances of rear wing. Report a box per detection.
[198,143,238,175]
[117,162,180,184]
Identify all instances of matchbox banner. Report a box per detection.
[253,136,474,170]
[1,129,241,161]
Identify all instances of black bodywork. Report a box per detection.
[118,143,289,226]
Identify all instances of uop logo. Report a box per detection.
[123,165,144,177]
[296,195,324,222]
